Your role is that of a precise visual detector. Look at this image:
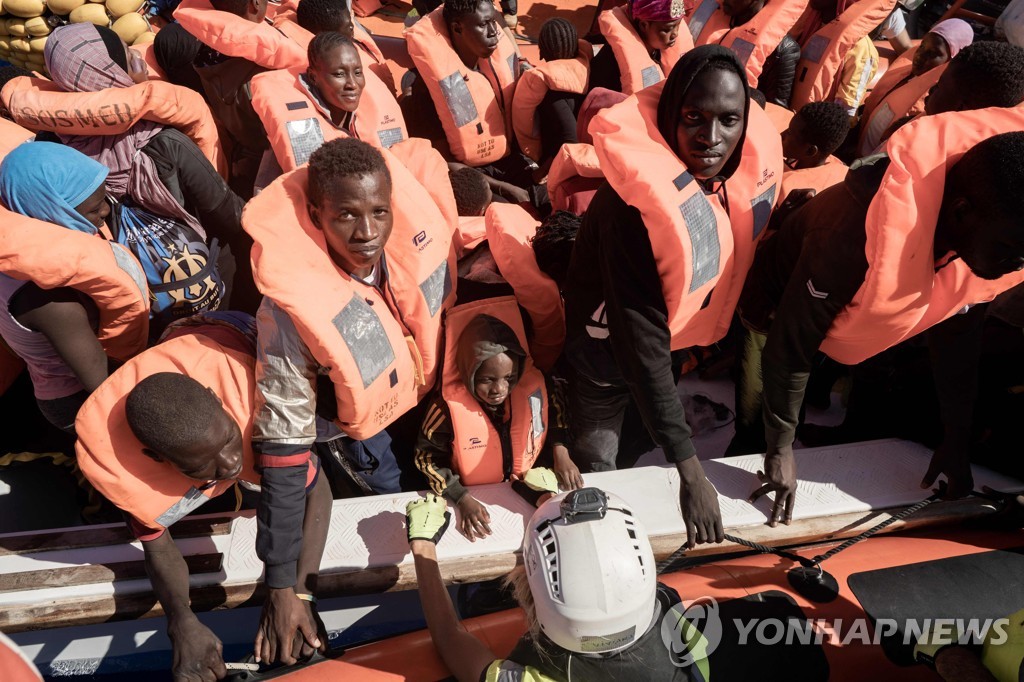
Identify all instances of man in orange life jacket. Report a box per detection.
[75,313,331,680]
[739,128,1024,526]
[867,42,1024,152]
[248,138,450,662]
[563,47,763,549]
[922,42,1024,119]
[402,0,535,204]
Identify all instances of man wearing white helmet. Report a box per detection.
[406,487,711,681]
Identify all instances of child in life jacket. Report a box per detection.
[414,305,582,541]
[779,101,849,203]
[405,487,709,681]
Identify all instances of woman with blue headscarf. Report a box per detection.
[0,142,118,433]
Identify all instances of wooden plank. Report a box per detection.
[0,517,234,557]
[0,496,998,633]
[0,553,222,593]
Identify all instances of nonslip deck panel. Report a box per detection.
[849,547,1024,665]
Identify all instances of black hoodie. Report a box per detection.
[563,46,751,464]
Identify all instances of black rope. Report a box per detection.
[723,533,818,569]
[656,494,941,575]
[808,494,939,565]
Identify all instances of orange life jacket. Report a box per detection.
[0,633,41,682]
[485,203,565,371]
[821,107,1024,365]
[270,13,398,93]
[404,7,519,167]
[243,149,455,439]
[0,117,33,160]
[76,321,261,531]
[591,83,781,349]
[173,0,307,71]
[0,210,150,362]
[250,66,408,172]
[388,136,460,236]
[441,296,547,485]
[857,51,944,156]
[454,215,488,257]
[546,142,604,214]
[859,41,916,123]
[351,0,382,18]
[598,6,693,95]
[790,0,897,110]
[1,76,226,177]
[764,100,794,133]
[778,155,847,204]
[510,41,591,162]
[689,0,809,86]
[132,41,167,82]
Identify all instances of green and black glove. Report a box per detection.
[512,467,559,506]
[406,493,452,544]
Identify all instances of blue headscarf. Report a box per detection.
[0,141,109,235]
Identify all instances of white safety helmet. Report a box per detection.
[523,487,657,655]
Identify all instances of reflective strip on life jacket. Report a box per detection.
[1,76,226,177]
[598,6,693,95]
[0,210,150,361]
[591,82,780,349]
[442,296,547,485]
[250,67,407,172]
[822,106,1024,365]
[859,40,917,124]
[778,155,847,205]
[76,323,260,531]
[174,0,307,70]
[510,41,591,162]
[404,6,518,166]
[485,203,565,371]
[790,0,897,109]
[689,0,809,86]
[243,146,455,437]
[857,49,945,156]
